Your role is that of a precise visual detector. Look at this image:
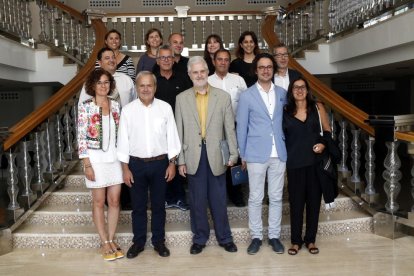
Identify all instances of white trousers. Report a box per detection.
[247,158,286,239]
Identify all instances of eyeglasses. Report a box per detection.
[97,81,111,86]
[257,65,273,71]
[273,53,289,59]
[292,85,307,91]
[158,56,174,61]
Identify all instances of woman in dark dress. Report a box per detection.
[229,31,260,87]
[282,77,331,255]
[136,28,163,74]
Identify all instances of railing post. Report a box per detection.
[350,128,362,192]
[6,149,24,222]
[338,119,349,173]
[362,136,379,204]
[31,131,49,195]
[383,141,402,213]
[17,140,37,209]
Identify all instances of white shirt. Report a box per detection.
[274,70,290,91]
[208,72,247,117]
[256,82,278,158]
[117,98,181,163]
[78,72,136,108]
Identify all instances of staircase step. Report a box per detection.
[13,210,372,249]
[33,195,359,226]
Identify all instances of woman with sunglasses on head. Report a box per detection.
[96,29,136,82]
[282,77,331,256]
[136,28,163,74]
[77,68,124,261]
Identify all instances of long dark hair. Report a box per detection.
[285,77,316,116]
[203,34,224,65]
[235,31,259,59]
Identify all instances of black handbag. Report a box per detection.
[315,105,340,203]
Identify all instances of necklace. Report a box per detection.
[95,97,111,152]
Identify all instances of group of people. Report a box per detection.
[77,28,332,261]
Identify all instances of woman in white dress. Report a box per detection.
[77,68,124,261]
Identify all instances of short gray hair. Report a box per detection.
[187,56,208,74]
[136,71,157,86]
[156,44,173,58]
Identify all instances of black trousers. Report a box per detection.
[287,164,321,246]
[165,170,187,204]
[187,144,233,245]
[129,156,168,247]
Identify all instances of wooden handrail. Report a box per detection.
[262,14,374,136]
[3,1,107,150]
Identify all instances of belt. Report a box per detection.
[201,138,207,144]
[131,154,167,162]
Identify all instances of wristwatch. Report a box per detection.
[169,156,177,165]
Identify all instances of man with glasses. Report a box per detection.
[237,53,287,255]
[272,43,301,91]
[154,45,192,211]
[153,33,189,75]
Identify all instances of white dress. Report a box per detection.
[85,114,123,188]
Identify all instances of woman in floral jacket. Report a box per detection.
[77,68,124,261]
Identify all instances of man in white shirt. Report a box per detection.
[78,47,136,108]
[208,49,247,118]
[272,43,301,91]
[117,71,181,259]
[237,53,287,255]
[208,49,247,208]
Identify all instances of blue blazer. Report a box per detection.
[236,83,287,163]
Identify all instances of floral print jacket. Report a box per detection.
[77,97,120,158]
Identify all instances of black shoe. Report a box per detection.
[247,238,262,255]
[233,199,246,207]
[153,243,170,257]
[269,238,284,254]
[219,242,238,253]
[126,243,144,259]
[190,243,205,255]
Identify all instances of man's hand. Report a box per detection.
[227,160,234,167]
[121,163,134,187]
[165,163,176,182]
[241,160,247,171]
[178,164,187,177]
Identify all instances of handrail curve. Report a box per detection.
[262,14,374,135]
[3,0,106,150]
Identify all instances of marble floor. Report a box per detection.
[1,233,414,276]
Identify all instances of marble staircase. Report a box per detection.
[12,161,373,249]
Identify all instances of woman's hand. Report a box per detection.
[84,167,95,181]
[312,143,326,154]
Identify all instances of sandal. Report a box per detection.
[102,241,117,261]
[288,244,301,255]
[306,243,319,254]
[109,240,125,259]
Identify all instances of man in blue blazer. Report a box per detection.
[236,53,287,255]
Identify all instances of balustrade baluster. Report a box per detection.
[121,17,127,50]
[55,113,66,174]
[158,17,165,39]
[168,16,174,36]
[43,120,56,181]
[201,16,206,48]
[237,16,243,38]
[131,18,137,50]
[63,104,74,160]
[350,129,362,191]
[210,16,215,35]
[383,141,402,213]
[219,16,225,46]
[50,7,58,46]
[363,136,378,203]
[191,16,197,49]
[256,15,263,48]
[247,15,252,31]
[228,15,234,48]
[17,140,37,208]
[338,120,349,172]
[140,18,146,50]
[6,149,24,221]
[38,0,48,42]
[32,131,49,195]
